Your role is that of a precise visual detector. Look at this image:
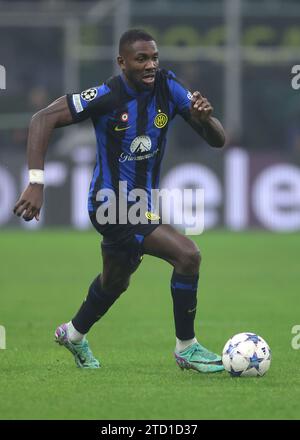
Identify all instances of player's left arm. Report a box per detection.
[189,91,225,148]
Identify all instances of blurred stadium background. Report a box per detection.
[1,0,300,231]
[1,0,300,421]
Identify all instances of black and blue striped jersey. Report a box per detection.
[67,69,197,213]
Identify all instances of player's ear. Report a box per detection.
[117,55,125,70]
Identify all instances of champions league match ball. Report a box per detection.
[222,332,271,377]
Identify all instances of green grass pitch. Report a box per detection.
[0,230,299,420]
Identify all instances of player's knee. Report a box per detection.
[177,247,201,274]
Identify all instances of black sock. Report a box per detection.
[72,275,121,334]
[171,271,199,340]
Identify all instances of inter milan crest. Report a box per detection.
[81,88,98,101]
[154,110,168,128]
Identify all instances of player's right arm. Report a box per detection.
[13,95,73,222]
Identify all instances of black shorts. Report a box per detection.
[89,211,161,267]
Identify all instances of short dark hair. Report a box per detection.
[119,29,155,54]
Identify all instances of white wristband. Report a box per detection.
[29,169,44,185]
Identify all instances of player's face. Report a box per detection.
[118,40,159,91]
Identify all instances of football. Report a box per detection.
[222,332,271,377]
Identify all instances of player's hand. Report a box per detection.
[13,184,44,221]
[190,91,213,122]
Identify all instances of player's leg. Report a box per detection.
[71,243,142,335]
[143,224,224,373]
[143,224,201,349]
[55,239,142,368]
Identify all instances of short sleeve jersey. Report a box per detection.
[67,69,193,212]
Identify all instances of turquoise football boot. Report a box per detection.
[55,323,100,369]
[174,342,224,373]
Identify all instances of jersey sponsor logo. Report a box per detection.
[119,148,159,163]
[114,125,131,132]
[154,112,168,128]
[81,88,97,101]
[130,135,152,153]
[145,211,160,221]
[72,94,84,113]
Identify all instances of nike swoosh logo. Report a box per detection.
[188,307,197,313]
[114,125,131,131]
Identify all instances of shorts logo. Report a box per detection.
[145,211,160,221]
[130,135,152,153]
[154,111,168,128]
[187,91,193,100]
[81,88,97,101]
